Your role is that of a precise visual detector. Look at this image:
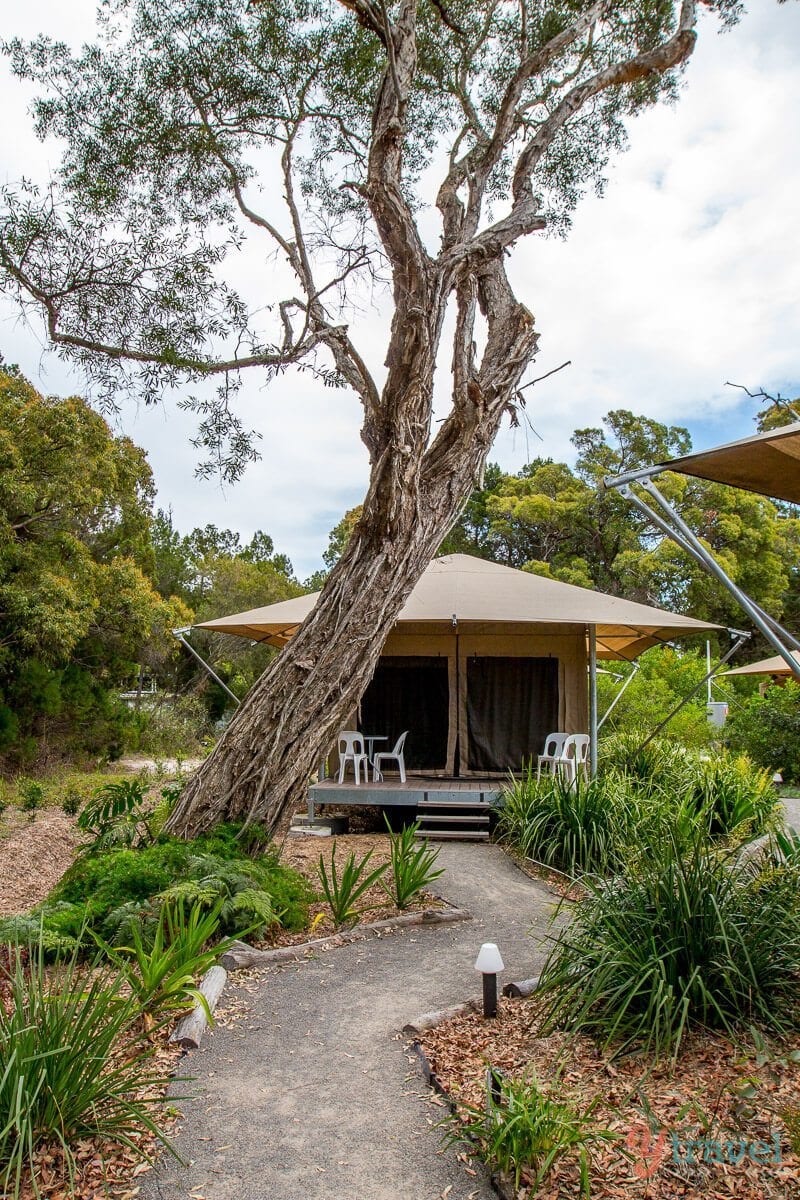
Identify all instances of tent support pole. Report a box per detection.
[634,631,749,753]
[609,479,800,678]
[615,483,800,654]
[588,624,598,778]
[597,662,640,733]
[172,629,241,706]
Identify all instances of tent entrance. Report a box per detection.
[359,656,450,771]
[462,656,559,774]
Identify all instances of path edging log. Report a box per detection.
[220,904,472,971]
[502,974,540,998]
[170,964,228,1050]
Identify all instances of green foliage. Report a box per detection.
[78,777,149,838]
[382,817,444,909]
[725,681,800,784]
[537,827,800,1058]
[496,768,638,877]
[498,745,779,880]
[0,939,175,1198]
[0,824,312,952]
[683,754,777,838]
[61,783,81,816]
[445,1071,613,1195]
[0,369,192,769]
[317,844,388,930]
[16,777,44,814]
[98,899,229,1022]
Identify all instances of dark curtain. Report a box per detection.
[359,656,449,770]
[466,656,559,772]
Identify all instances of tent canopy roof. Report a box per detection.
[657,421,800,504]
[195,553,720,661]
[721,650,800,678]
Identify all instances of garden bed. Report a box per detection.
[256,832,444,946]
[420,995,800,1199]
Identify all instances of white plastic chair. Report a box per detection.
[556,733,591,786]
[373,731,408,783]
[337,731,369,785]
[536,732,568,780]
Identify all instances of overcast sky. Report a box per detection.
[2,2,799,580]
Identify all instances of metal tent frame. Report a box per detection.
[603,468,800,681]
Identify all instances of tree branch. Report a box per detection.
[512,0,698,199]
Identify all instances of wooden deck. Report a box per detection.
[306,774,503,818]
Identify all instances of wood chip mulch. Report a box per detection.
[0,810,85,916]
[420,996,800,1199]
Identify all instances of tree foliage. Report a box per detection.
[442,409,800,631]
[0,367,191,763]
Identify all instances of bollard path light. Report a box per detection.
[474,942,504,1019]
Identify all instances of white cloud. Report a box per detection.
[1,2,799,577]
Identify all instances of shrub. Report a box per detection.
[683,752,778,837]
[0,938,175,1198]
[445,1071,613,1195]
[496,768,638,877]
[725,681,800,783]
[382,818,444,908]
[16,777,44,815]
[537,826,800,1058]
[0,825,313,951]
[318,844,388,929]
[61,783,81,816]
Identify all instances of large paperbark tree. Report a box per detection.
[1,0,737,834]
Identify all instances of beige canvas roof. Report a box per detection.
[659,421,800,504]
[721,650,800,678]
[195,553,719,661]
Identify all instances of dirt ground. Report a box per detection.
[0,809,84,915]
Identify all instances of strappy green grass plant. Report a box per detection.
[537,825,800,1059]
[444,1070,614,1196]
[382,817,444,908]
[97,898,233,1025]
[317,843,388,929]
[495,767,638,878]
[0,936,179,1199]
[683,753,778,838]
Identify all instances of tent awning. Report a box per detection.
[195,553,720,661]
[721,650,800,678]
[656,420,800,504]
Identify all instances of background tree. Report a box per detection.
[0,0,742,833]
[0,367,190,764]
[443,410,800,636]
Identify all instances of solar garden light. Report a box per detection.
[474,942,504,1018]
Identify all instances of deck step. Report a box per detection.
[417,801,491,811]
[416,814,489,824]
[416,829,490,841]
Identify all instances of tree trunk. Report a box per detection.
[166,402,516,838]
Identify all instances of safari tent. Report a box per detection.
[196,553,718,777]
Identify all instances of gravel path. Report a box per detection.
[142,843,563,1200]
